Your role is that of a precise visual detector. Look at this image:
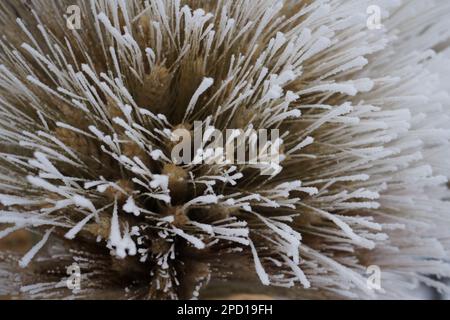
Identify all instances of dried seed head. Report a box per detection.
[137,65,172,115]
[162,164,189,203]
[0,0,450,301]
[84,216,111,240]
[162,206,190,228]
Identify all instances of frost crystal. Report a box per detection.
[0,0,450,299]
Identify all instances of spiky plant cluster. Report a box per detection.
[1,0,450,299]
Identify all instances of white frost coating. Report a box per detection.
[0,194,39,206]
[150,175,169,191]
[183,194,220,209]
[148,193,171,204]
[0,0,449,300]
[183,77,214,121]
[171,227,206,249]
[276,70,296,85]
[26,176,69,197]
[19,228,53,268]
[150,149,164,160]
[352,78,374,92]
[287,136,314,155]
[249,240,270,286]
[123,196,141,216]
[283,256,311,288]
[190,221,214,235]
[0,212,67,227]
[109,202,137,259]
[72,195,97,214]
[64,213,95,239]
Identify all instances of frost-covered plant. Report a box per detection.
[1,0,450,299]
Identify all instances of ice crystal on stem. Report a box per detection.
[0,0,450,299]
